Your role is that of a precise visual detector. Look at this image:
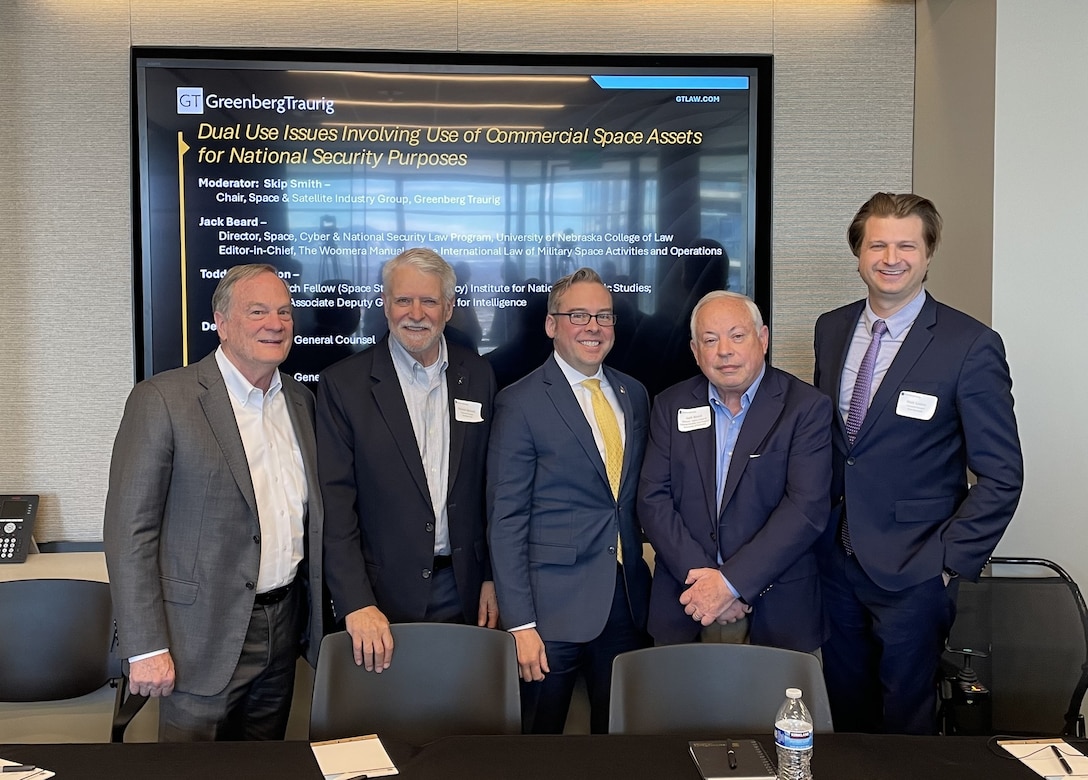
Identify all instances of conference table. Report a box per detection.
[2,732,1066,780]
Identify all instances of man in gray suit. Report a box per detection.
[104,264,324,741]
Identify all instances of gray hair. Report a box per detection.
[381,248,456,301]
[211,264,284,316]
[689,290,764,341]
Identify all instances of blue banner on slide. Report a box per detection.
[591,75,749,90]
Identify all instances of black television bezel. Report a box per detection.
[130,46,773,382]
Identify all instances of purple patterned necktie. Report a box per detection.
[845,319,888,445]
[841,318,887,555]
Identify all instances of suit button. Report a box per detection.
[608,545,617,556]
[246,581,256,590]
[425,522,434,533]
[710,532,717,541]
[253,535,260,544]
[846,457,856,466]
[422,569,432,579]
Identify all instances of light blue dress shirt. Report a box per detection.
[709,363,766,598]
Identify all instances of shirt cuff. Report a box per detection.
[719,570,740,599]
[128,648,169,663]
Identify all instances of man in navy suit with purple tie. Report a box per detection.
[813,193,1023,734]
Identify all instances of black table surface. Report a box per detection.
[2,733,1067,780]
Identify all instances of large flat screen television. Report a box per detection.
[132,48,772,394]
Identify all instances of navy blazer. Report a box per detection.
[487,355,651,643]
[813,293,1023,590]
[317,336,496,624]
[638,366,831,651]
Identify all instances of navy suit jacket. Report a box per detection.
[813,293,1023,590]
[637,366,831,651]
[317,336,496,624]
[487,355,651,643]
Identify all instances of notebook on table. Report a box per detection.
[689,739,776,780]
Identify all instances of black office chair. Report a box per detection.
[940,557,1088,737]
[0,578,145,741]
[608,643,833,735]
[309,623,522,744]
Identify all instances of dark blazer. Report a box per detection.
[487,355,651,643]
[637,367,832,651]
[813,293,1024,589]
[104,352,324,696]
[317,336,496,624]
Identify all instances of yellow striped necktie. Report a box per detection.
[582,378,624,564]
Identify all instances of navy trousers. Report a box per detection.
[821,544,958,734]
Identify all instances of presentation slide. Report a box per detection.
[134,51,770,392]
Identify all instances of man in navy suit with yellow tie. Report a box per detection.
[814,193,1023,734]
[488,267,651,734]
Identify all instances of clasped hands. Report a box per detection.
[679,567,752,626]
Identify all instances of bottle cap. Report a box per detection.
[786,687,802,698]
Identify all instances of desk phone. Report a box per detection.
[0,494,39,563]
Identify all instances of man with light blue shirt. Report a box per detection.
[318,248,498,675]
[638,291,832,650]
[814,193,1023,734]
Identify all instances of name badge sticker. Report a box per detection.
[454,399,484,423]
[896,391,938,421]
[677,406,712,432]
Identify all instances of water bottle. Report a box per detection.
[774,687,813,780]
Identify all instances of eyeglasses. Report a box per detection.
[551,311,617,327]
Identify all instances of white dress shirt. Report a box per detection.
[553,352,627,454]
[216,346,306,593]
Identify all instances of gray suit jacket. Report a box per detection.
[104,352,324,697]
